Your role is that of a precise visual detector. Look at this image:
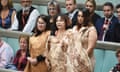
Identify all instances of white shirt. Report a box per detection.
[10,8,40,33]
[102,16,113,41]
[68,9,78,20]
[0,41,14,68]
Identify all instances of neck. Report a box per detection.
[58,29,66,32]
[21,49,26,53]
[2,6,8,10]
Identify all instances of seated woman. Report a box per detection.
[13,35,29,71]
[0,0,16,29]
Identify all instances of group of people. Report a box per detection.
[0,0,120,72]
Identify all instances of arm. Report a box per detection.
[87,27,97,57]
[9,14,18,30]
[23,9,40,33]
[0,47,14,68]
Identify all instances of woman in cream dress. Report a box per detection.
[46,14,71,72]
[60,8,97,72]
[67,8,97,72]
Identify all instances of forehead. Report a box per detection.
[49,4,56,8]
[66,0,74,3]
[86,1,93,6]
[103,6,112,10]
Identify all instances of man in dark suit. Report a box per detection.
[114,4,120,42]
[65,0,78,27]
[95,2,119,42]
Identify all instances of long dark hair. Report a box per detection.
[77,8,91,29]
[34,15,49,36]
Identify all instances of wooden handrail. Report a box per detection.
[0,29,120,50]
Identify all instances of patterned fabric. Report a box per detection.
[47,26,95,72]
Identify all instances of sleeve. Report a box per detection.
[9,13,19,30]
[0,47,14,68]
[22,9,40,33]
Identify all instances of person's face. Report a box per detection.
[56,16,66,30]
[77,11,84,25]
[103,6,113,18]
[48,5,58,17]
[65,0,76,13]
[21,0,31,8]
[116,8,120,20]
[37,18,46,31]
[85,1,95,13]
[117,53,120,63]
[19,38,27,50]
[1,0,8,7]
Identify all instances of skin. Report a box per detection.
[28,17,46,65]
[19,38,27,50]
[56,16,66,30]
[117,53,120,63]
[21,0,31,8]
[65,0,76,13]
[116,8,120,21]
[48,5,58,17]
[103,5,113,18]
[77,11,84,25]
[0,0,16,25]
[85,1,95,14]
[77,11,97,57]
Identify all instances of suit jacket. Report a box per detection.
[95,15,119,42]
[65,10,78,28]
[114,22,120,42]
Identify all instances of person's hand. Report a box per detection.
[27,57,38,65]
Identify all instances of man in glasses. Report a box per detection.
[11,0,40,33]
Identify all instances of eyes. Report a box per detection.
[48,8,57,11]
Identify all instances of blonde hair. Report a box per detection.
[85,0,96,10]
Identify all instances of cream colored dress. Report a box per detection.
[47,26,96,72]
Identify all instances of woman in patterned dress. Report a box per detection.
[46,14,71,72]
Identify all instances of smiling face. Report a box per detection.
[19,37,28,50]
[37,17,46,32]
[56,16,66,30]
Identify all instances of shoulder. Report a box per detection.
[88,26,97,33]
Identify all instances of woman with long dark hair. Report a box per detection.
[24,15,50,72]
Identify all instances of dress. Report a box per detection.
[63,26,96,72]
[0,8,15,29]
[24,31,50,72]
[47,26,96,72]
[47,32,67,72]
